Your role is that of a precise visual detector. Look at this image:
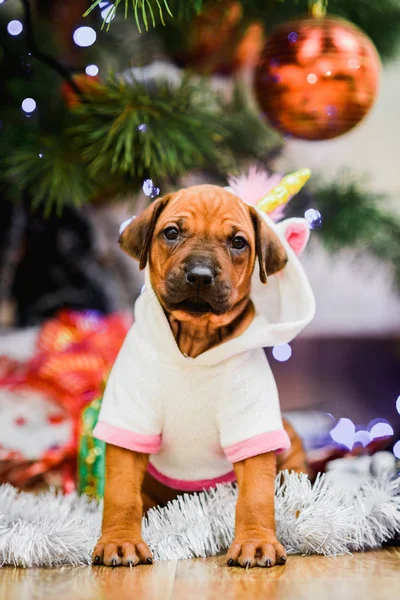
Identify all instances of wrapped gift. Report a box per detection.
[78,397,105,499]
[0,310,131,492]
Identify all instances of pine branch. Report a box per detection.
[68,75,281,181]
[1,75,281,213]
[1,130,95,216]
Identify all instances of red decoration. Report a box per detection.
[61,74,102,108]
[254,16,381,140]
[0,310,132,491]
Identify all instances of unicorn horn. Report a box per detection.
[256,168,311,214]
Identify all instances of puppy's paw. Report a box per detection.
[92,531,153,567]
[226,531,286,568]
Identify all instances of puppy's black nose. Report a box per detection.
[186,265,215,288]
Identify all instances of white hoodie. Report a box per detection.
[93,212,315,491]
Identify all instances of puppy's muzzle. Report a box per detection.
[163,259,231,315]
[185,265,215,291]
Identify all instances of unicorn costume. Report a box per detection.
[94,173,315,491]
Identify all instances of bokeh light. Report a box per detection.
[85,64,99,76]
[7,20,23,36]
[330,417,355,450]
[353,430,370,447]
[143,179,153,196]
[142,179,160,198]
[396,395,400,415]
[100,1,116,23]
[305,208,322,229]
[272,343,292,362]
[369,422,394,439]
[393,440,400,459]
[150,186,160,199]
[119,217,135,235]
[21,98,36,113]
[73,26,96,48]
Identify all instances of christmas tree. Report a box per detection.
[1,0,400,324]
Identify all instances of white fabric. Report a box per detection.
[95,212,315,484]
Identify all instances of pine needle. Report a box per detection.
[68,75,279,180]
[0,75,280,214]
[84,0,202,31]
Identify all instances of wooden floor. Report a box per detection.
[1,549,399,600]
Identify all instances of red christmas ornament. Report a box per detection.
[254,15,381,140]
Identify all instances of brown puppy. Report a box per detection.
[93,185,307,569]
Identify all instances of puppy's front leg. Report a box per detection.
[227,452,286,569]
[92,444,153,567]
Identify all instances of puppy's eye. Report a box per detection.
[163,226,179,241]
[231,236,247,250]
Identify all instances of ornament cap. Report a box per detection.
[309,0,328,18]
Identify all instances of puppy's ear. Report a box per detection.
[119,194,171,270]
[249,206,288,283]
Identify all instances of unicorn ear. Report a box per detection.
[275,218,310,256]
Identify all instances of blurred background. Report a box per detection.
[0,0,399,495]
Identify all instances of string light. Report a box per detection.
[143,179,153,196]
[330,416,395,450]
[119,217,135,235]
[142,179,160,198]
[272,343,292,362]
[393,440,400,459]
[99,1,116,23]
[21,98,36,113]
[7,20,23,36]
[369,421,394,439]
[85,64,99,76]
[304,208,322,229]
[137,124,148,132]
[330,418,355,450]
[73,27,96,48]
[353,430,371,447]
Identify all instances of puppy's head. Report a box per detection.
[119,185,287,324]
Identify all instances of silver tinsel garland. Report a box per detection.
[0,472,399,568]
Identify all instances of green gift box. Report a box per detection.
[78,397,105,499]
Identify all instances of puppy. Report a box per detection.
[92,185,313,569]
